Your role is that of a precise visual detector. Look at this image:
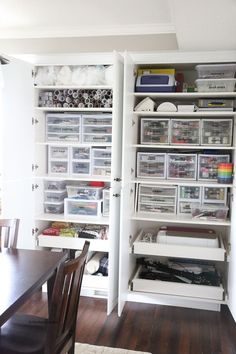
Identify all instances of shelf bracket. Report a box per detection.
[32,184,39,191]
[114,177,122,182]
[32,117,39,125]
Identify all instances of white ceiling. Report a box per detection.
[0,0,236,54]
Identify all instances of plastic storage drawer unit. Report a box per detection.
[102,189,110,217]
[167,154,197,180]
[82,113,112,143]
[191,203,229,221]
[137,184,177,215]
[64,198,102,217]
[170,119,200,145]
[92,148,111,176]
[44,201,64,214]
[137,152,166,179]
[201,119,233,146]
[140,118,170,145]
[46,113,81,142]
[178,186,201,215]
[198,154,230,181]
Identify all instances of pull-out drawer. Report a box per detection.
[132,229,226,261]
[131,266,224,301]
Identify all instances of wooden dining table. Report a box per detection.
[0,248,68,327]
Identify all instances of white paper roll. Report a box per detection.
[85,252,106,274]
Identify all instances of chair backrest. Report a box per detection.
[0,219,20,250]
[45,240,90,354]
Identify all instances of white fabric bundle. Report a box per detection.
[85,252,106,274]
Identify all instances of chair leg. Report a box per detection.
[68,345,75,354]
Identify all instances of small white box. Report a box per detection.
[64,198,102,217]
[167,154,197,180]
[137,152,166,179]
[140,118,170,145]
[198,154,230,181]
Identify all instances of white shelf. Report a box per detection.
[38,234,109,252]
[132,144,235,150]
[132,212,231,226]
[35,213,109,225]
[36,142,112,147]
[82,274,108,291]
[133,111,235,117]
[134,92,236,98]
[35,107,113,112]
[132,178,233,188]
[35,85,113,90]
[35,175,111,182]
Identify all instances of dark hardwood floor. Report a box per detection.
[19,292,236,354]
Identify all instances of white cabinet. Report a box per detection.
[1,52,123,315]
[119,51,236,320]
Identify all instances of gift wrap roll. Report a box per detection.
[85,252,106,274]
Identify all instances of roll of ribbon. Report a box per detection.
[85,252,106,274]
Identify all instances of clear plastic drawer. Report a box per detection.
[202,187,227,204]
[201,119,233,146]
[140,118,169,145]
[178,186,201,202]
[44,191,67,203]
[66,185,103,200]
[71,162,90,176]
[167,154,197,180]
[198,154,230,181]
[64,198,102,217]
[103,189,110,216]
[92,148,111,159]
[46,113,81,142]
[49,161,69,175]
[71,147,91,160]
[137,152,166,178]
[44,201,64,214]
[44,180,66,191]
[49,146,69,159]
[170,119,200,145]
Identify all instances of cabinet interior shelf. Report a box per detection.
[132,144,235,150]
[132,178,233,188]
[134,92,236,98]
[133,111,235,117]
[35,213,109,225]
[35,85,113,90]
[132,212,231,226]
[35,107,113,112]
[35,175,111,182]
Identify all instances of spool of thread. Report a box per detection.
[218,163,233,183]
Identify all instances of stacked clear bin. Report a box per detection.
[195,63,236,92]
[178,186,201,215]
[167,154,197,180]
[44,180,66,214]
[64,184,104,218]
[198,154,230,181]
[46,113,81,142]
[137,184,177,214]
[82,113,112,143]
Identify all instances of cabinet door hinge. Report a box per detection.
[114,177,121,182]
[32,183,39,191]
[32,227,39,235]
[112,193,120,198]
[32,164,39,171]
[32,117,39,125]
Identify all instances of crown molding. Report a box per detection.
[0,23,175,39]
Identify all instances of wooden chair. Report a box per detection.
[0,218,20,250]
[0,240,90,354]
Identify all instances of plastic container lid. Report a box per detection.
[89,181,105,187]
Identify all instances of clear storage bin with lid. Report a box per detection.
[195,78,236,92]
[195,64,236,79]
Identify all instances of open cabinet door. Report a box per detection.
[107,52,124,315]
[227,185,236,321]
[118,52,137,316]
[0,56,34,249]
